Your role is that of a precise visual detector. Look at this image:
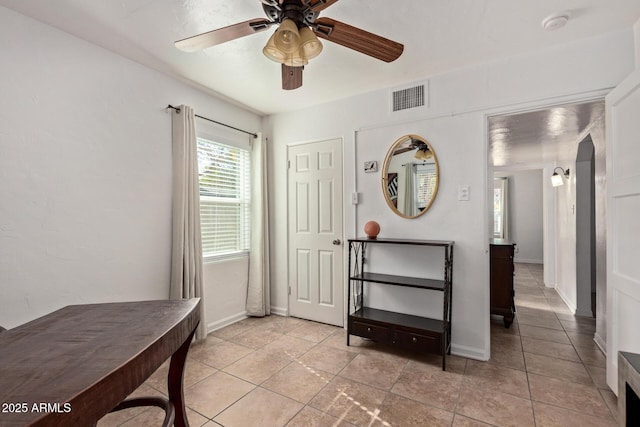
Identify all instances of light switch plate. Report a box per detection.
[458,185,470,201]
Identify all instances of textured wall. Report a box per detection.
[0,6,261,329]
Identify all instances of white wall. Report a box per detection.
[264,29,635,360]
[495,170,544,264]
[203,257,250,330]
[554,165,578,312]
[635,17,640,69]
[553,116,606,320]
[591,119,607,346]
[511,170,544,264]
[0,6,261,330]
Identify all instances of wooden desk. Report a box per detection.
[0,299,200,427]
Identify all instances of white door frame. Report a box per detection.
[485,92,608,272]
[483,89,610,355]
[605,68,640,393]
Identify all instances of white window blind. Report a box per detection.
[197,137,250,259]
[415,163,437,209]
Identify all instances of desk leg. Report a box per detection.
[168,328,196,427]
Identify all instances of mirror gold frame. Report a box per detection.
[381,134,439,219]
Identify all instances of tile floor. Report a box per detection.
[98,263,617,426]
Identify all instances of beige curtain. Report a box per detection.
[403,163,416,216]
[246,133,270,316]
[170,105,207,340]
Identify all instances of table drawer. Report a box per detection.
[394,329,441,353]
[350,320,391,342]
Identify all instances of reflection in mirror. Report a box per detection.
[382,134,439,218]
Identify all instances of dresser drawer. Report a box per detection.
[350,320,391,342]
[394,329,441,353]
[490,244,514,259]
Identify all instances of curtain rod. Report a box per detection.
[166,105,258,139]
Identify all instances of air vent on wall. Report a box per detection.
[390,81,429,114]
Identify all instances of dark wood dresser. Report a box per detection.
[490,239,516,327]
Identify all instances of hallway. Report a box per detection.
[489,262,617,424]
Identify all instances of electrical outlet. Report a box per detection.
[458,185,470,201]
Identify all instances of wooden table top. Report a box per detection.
[0,299,200,427]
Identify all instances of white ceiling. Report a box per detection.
[488,100,605,167]
[2,0,640,115]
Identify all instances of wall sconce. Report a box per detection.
[551,167,570,187]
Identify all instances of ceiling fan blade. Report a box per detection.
[282,64,303,90]
[307,0,339,12]
[175,19,273,52]
[314,17,403,63]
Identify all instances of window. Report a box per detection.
[415,163,437,211]
[493,177,508,239]
[197,137,250,260]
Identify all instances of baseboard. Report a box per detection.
[451,343,488,361]
[575,308,593,317]
[554,286,577,314]
[207,311,247,334]
[514,258,543,264]
[270,305,288,316]
[594,333,606,355]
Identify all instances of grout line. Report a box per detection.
[123,275,610,427]
[512,262,612,425]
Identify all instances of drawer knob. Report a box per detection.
[412,337,418,343]
[367,327,372,332]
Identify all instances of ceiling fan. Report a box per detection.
[175,0,404,90]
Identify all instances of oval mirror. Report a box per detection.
[381,134,439,218]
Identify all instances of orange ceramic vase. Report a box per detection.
[364,221,380,239]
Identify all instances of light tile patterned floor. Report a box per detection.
[98,263,617,426]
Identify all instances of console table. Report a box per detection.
[347,238,454,370]
[0,299,200,427]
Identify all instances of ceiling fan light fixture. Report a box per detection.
[175,0,405,90]
[274,18,300,54]
[414,148,433,161]
[298,26,323,60]
[263,32,287,63]
[283,51,308,67]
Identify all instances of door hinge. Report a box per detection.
[288,286,291,295]
[288,160,291,169]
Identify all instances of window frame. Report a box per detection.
[196,136,251,263]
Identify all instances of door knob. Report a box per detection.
[332,239,341,245]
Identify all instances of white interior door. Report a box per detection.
[288,139,344,326]
[605,69,640,393]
